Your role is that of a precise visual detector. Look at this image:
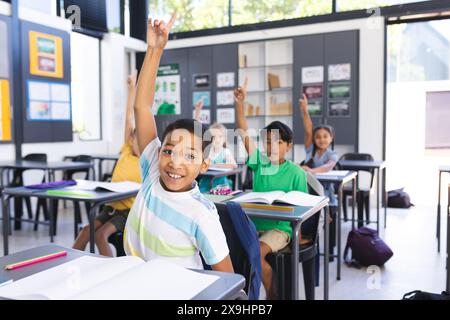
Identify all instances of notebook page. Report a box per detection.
[231,191,285,204]
[0,256,143,300]
[69,259,220,300]
[278,191,325,207]
[71,180,141,193]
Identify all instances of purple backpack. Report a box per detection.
[344,227,393,267]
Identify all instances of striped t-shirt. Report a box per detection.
[123,138,229,269]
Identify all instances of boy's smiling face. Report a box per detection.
[264,131,293,164]
[159,129,209,192]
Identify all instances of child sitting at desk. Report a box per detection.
[194,99,238,193]
[235,80,309,299]
[73,73,142,257]
[123,15,233,273]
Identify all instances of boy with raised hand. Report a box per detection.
[123,14,234,273]
[235,79,308,299]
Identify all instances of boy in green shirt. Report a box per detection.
[234,80,308,300]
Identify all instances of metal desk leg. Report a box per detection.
[292,221,301,300]
[48,199,55,243]
[446,186,450,292]
[377,169,380,233]
[324,206,329,300]
[2,194,11,256]
[383,167,387,229]
[88,203,98,253]
[98,159,103,182]
[437,171,442,253]
[337,184,343,281]
[352,177,357,230]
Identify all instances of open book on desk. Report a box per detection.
[0,256,219,300]
[231,191,325,208]
[68,180,141,193]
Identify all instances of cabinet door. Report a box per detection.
[324,30,359,147]
[293,34,325,145]
[213,43,238,128]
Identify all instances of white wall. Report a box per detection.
[167,17,386,164]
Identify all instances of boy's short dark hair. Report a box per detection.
[162,118,211,155]
[264,121,293,144]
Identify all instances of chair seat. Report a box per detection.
[270,242,317,263]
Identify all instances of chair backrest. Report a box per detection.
[242,166,253,191]
[64,155,93,180]
[338,153,376,189]
[23,153,47,163]
[215,202,261,300]
[300,173,325,245]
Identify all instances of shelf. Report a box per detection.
[265,64,293,69]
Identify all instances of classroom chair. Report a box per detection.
[339,153,375,228]
[108,231,126,257]
[10,153,48,231]
[242,166,253,191]
[265,173,325,300]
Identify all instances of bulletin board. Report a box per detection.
[21,21,72,143]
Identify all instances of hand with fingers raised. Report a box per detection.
[147,13,177,50]
[234,77,248,104]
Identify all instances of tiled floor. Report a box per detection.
[1,202,447,300]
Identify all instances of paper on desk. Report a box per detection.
[70,259,220,300]
[315,170,350,177]
[208,167,234,172]
[72,180,141,193]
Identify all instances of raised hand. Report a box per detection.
[234,77,248,103]
[127,72,137,92]
[299,93,308,112]
[147,13,177,49]
[194,98,204,111]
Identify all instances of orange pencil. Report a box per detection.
[4,251,67,271]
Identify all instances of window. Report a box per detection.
[106,0,122,33]
[426,91,450,149]
[232,0,332,26]
[71,32,101,140]
[336,0,430,12]
[149,0,229,33]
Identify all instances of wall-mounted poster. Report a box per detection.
[307,100,322,117]
[194,74,210,88]
[29,31,63,78]
[329,82,351,99]
[27,80,71,121]
[154,64,181,115]
[193,109,211,125]
[328,100,350,117]
[217,108,235,124]
[193,91,211,108]
[301,66,324,84]
[217,90,234,106]
[328,63,351,81]
[0,79,12,141]
[303,85,323,99]
[217,72,235,88]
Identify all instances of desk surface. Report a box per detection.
[315,171,358,183]
[65,154,119,161]
[0,160,93,171]
[0,245,245,300]
[2,186,138,203]
[199,167,244,177]
[339,160,386,169]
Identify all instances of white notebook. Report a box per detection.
[0,256,219,300]
[231,191,325,207]
[70,180,141,193]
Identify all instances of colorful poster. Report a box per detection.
[29,31,63,78]
[328,100,350,117]
[307,100,322,117]
[301,66,324,84]
[217,72,235,88]
[194,74,210,88]
[193,109,211,125]
[193,91,211,108]
[329,83,351,99]
[217,90,234,106]
[27,81,71,121]
[217,108,235,124]
[328,63,351,81]
[0,79,12,141]
[303,85,323,99]
[154,64,181,115]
